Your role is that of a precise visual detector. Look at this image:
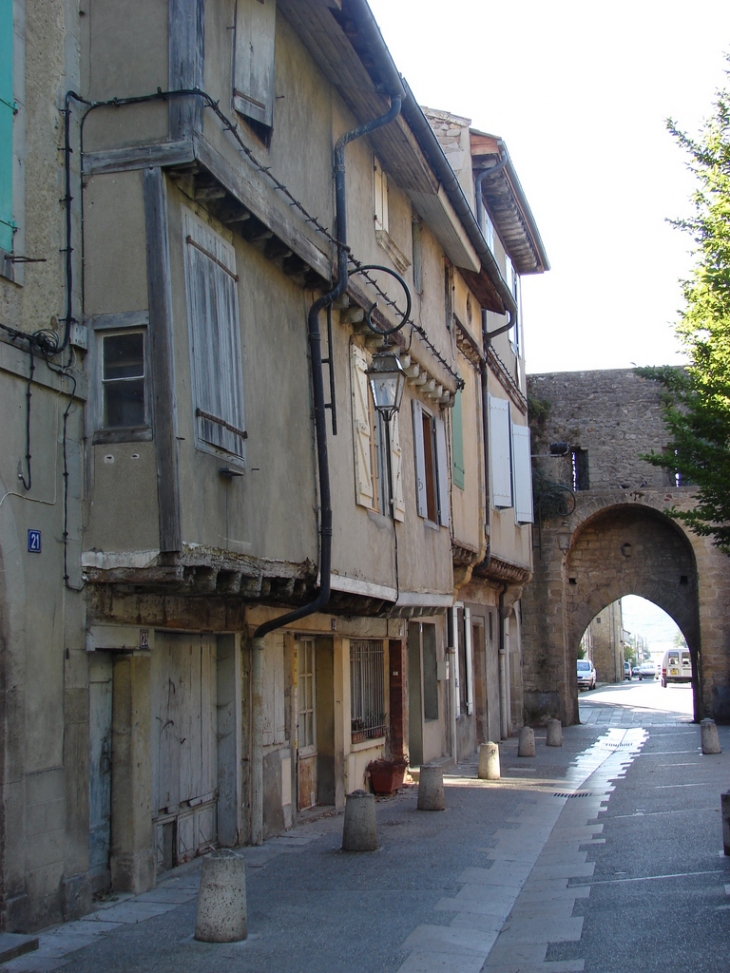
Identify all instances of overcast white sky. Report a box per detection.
[368,0,730,374]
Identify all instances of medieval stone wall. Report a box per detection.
[523,368,730,726]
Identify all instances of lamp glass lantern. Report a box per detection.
[366,349,406,421]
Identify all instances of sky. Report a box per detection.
[367,0,730,374]
[621,595,682,656]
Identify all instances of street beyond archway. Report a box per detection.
[580,679,694,725]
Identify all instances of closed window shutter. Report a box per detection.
[452,389,465,490]
[490,395,513,508]
[435,416,450,528]
[412,399,427,518]
[184,213,246,459]
[390,411,405,522]
[233,0,276,128]
[351,345,375,509]
[512,423,534,524]
[0,1,15,253]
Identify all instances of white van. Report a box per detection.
[661,649,692,687]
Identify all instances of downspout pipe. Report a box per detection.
[249,95,402,845]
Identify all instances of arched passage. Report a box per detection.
[565,503,700,720]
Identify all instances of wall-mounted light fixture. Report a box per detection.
[366,348,406,423]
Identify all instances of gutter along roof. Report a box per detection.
[278,0,547,316]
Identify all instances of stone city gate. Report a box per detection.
[521,369,730,726]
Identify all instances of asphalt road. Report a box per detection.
[4,681,727,973]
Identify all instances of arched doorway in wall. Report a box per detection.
[565,504,701,722]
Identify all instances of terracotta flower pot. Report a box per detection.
[367,758,408,796]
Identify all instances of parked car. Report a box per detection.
[623,661,633,680]
[661,649,692,687]
[637,661,655,680]
[577,659,597,691]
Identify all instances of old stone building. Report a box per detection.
[523,368,730,726]
[0,0,548,932]
[580,602,623,686]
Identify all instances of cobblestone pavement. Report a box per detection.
[2,687,727,973]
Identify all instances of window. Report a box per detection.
[92,314,152,443]
[183,212,246,462]
[351,344,404,520]
[511,422,534,524]
[374,158,388,234]
[482,207,494,253]
[571,448,589,491]
[298,638,316,755]
[350,639,385,742]
[412,399,449,526]
[452,388,465,490]
[233,0,276,130]
[489,394,513,508]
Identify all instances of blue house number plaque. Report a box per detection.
[27,530,41,553]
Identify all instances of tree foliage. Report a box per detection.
[638,70,730,552]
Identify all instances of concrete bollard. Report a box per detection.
[546,719,563,748]
[478,742,501,780]
[342,789,378,851]
[195,848,247,943]
[417,763,445,810]
[722,792,730,856]
[701,718,722,755]
[518,726,535,757]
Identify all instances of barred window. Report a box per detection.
[350,640,385,742]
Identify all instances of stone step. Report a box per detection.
[0,932,39,963]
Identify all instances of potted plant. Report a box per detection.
[366,754,409,796]
[351,718,366,743]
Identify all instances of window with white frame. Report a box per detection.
[350,639,385,742]
[489,394,513,508]
[233,0,277,130]
[511,422,534,524]
[351,343,404,520]
[373,158,388,234]
[183,212,246,462]
[412,399,449,526]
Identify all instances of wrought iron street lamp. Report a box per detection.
[366,349,406,422]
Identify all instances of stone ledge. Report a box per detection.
[0,933,39,963]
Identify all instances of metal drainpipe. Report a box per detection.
[249,96,402,846]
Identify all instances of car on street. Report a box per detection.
[661,649,692,687]
[624,661,633,680]
[637,661,656,680]
[577,659,597,690]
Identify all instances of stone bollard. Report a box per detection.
[417,763,445,810]
[478,742,501,780]
[546,719,563,748]
[701,718,722,755]
[342,789,378,851]
[195,848,247,943]
[722,792,730,856]
[518,726,535,757]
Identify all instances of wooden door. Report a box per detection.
[88,654,113,891]
[297,638,317,810]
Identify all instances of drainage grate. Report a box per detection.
[553,791,594,798]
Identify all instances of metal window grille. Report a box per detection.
[350,639,385,741]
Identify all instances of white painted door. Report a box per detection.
[151,634,217,869]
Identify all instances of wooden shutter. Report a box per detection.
[452,389,465,490]
[351,344,375,509]
[489,395,513,508]
[390,411,405,522]
[435,416,450,528]
[412,399,427,518]
[0,1,15,252]
[183,212,246,459]
[512,423,534,524]
[233,0,276,128]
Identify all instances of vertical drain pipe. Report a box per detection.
[249,95,403,846]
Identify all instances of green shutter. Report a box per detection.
[0,0,16,252]
[452,389,465,490]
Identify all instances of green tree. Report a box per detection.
[638,69,730,552]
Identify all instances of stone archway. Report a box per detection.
[565,504,700,721]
